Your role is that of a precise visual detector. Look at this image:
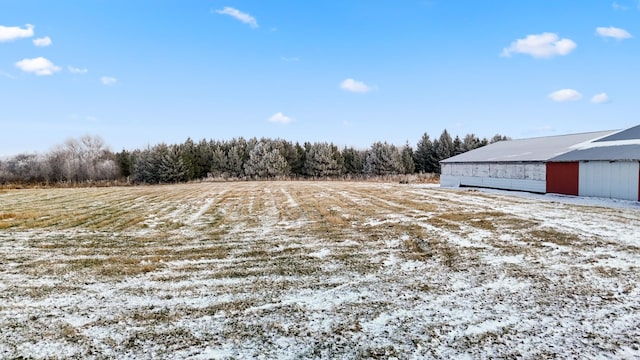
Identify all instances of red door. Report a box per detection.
[546,162,579,196]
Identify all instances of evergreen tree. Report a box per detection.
[436,129,454,161]
[490,134,511,143]
[364,142,404,176]
[226,138,248,178]
[194,139,214,179]
[462,133,482,152]
[342,147,365,175]
[304,142,342,177]
[132,147,159,183]
[288,142,306,177]
[115,149,132,179]
[227,144,245,178]
[414,133,438,173]
[159,145,187,183]
[210,146,228,177]
[401,142,415,174]
[180,137,198,180]
[243,141,288,179]
[330,143,344,175]
[453,136,463,155]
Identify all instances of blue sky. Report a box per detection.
[1,1,639,156]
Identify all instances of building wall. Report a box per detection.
[546,162,579,196]
[442,163,545,180]
[578,161,639,201]
[440,162,546,193]
[442,160,640,202]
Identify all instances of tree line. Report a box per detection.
[0,131,509,185]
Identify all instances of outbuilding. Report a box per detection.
[440,125,640,201]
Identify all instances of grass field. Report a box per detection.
[0,181,639,359]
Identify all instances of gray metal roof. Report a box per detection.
[441,130,615,163]
[594,124,640,142]
[549,144,640,161]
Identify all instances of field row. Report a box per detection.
[0,182,639,358]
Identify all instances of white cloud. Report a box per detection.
[340,78,375,93]
[590,93,610,104]
[501,33,577,58]
[0,24,34,42]
[548,89,582,102]
[15,57,60,76]
[68,66,88,74]
[268,112,293,124]
[612,2,629,10]
[101,76,117,86]
[32,36,52,47]
[596,26,632,40]
[215,7,258,28]
[281,56,300,62]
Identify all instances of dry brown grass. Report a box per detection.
[1,181,639,359]
[0,212,18,220]
[529,228,580,246]
[0,211,43,228]
[403,238,431,259]
[436,211,508,231]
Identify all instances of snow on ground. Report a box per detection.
[0,181,638,359]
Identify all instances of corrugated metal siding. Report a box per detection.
[579,161,640,201]
[440,174,460,187]
[443,163,545,180]
[440,163,546,193]
[546,162,579,196]
[442,176,546,193]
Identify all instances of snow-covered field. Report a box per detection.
[0,181,638,359]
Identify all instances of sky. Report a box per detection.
[1,0,639,156]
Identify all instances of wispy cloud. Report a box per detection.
[548,89,582,102]
[281,56,300,62]
[15,57,60,76]
[340,78,375,93]
[0,24,34,42]
[612,2,629,10]
[32,36,52,47]
[596,26,632,40]
[68,66,88,74]
[501,33,576,59]
[0,71,15,79]
[215,7,258,28]
[101,76,117,86]
[342,120,354,128]
[590,93,610,104]
[268,112,293,124]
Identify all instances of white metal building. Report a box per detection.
[440,125,640,201]
[440,130,614,193]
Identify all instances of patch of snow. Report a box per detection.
[187,197,215,225]
[309,248,331,258]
